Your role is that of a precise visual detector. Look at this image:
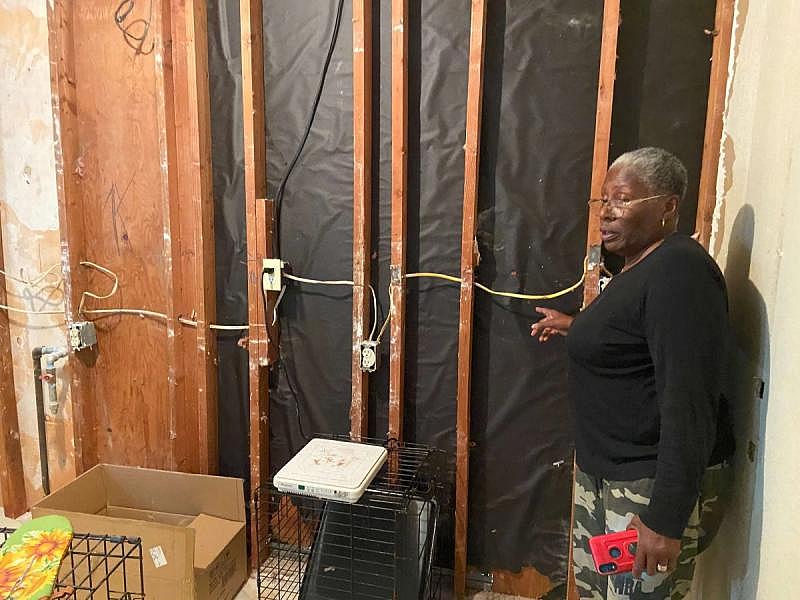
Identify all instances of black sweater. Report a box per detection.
[566,234,729,539]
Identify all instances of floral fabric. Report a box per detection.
[0,516,72,600]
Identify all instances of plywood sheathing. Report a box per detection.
[388,0,409,442]
[695,0,735,250]
[47,0,217,474]
[350,0,373,441]
[454,0,488,595]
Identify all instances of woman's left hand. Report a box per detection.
[627,515,680,578]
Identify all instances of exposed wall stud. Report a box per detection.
[240,0,271,567]
[388,0,409,442]
[351,0,373,440]
[696,0,735,250]
[454,0,488,595]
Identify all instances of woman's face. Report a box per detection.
[599,165,676,259]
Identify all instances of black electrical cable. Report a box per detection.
[272,0,346,258]
[262,0,347,443]
[261,270,310,442]
[280,355,310,442]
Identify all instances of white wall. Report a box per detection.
[693,0,800,598]
[0,0,74,504]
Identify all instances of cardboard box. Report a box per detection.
[33,464,248,600]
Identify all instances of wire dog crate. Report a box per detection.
[0,528,145,599]
[256,438,446,600]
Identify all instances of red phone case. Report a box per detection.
[589,530,638,575]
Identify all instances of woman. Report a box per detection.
[532,148,732,599]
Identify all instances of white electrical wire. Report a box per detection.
[178,316,249,331]
[0,304,64,316]
[78,261,120,315]
[0,263,65,316]
[375,312,391,344]
[210,323,250,331]
[281,272,378,340]
[84,308,168,320]
[283,273,354,286]
[369,284,378,340]
[272,285,287,326]
[0,263,62,288]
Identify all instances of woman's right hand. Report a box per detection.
[530,307,574,343]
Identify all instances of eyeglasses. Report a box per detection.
[588,193,670,213]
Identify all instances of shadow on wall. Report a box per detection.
[694,204,768,599]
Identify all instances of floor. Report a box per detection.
[2,508,521,600]
[233,578,521,600]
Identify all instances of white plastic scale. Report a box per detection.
[273,438,388,503]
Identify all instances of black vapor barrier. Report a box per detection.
[205,0,717,588]
[207,1,250,485]
[611,0,716,233]
[467,2,602,581]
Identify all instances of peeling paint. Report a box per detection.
[0,0,75,503]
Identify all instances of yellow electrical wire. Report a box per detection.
[405,257,587,301]
[405,272,462,284]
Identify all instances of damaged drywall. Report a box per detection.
[0,0,75,504]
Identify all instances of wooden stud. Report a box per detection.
[47,0,98,474]
[165,0,218,474]
[240,0,271,568]
[695,0,735,250]
[0,222,27,517]
[388,0,408,442]
[571,3,621,599]
[454,1,488,595]
[583,0,621,309]
[351,0,372,441]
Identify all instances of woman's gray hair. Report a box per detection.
[610,147,688,201]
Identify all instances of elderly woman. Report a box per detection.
[532,148,732,599]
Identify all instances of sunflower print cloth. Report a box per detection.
[0,516,72,600]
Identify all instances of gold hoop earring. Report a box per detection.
[661,217,666,228]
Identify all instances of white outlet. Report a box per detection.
[360,341,380,372]
[262,259,284,292]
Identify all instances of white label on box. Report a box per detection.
[149,546,168,569]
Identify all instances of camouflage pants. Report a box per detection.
[572,466,700,600]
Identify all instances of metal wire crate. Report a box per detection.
[0,527,145,599]
[257,439,446,600]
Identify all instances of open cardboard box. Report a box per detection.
[32,464,247,599]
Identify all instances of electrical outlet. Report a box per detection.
[262,258,284,292]
[68,321,97,352]
[359,341,380,372]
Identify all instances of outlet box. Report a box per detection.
[262,259,284,292]
[68,321,97,352]
[359,341,380,372]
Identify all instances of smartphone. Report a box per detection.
[589,530,638,575]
